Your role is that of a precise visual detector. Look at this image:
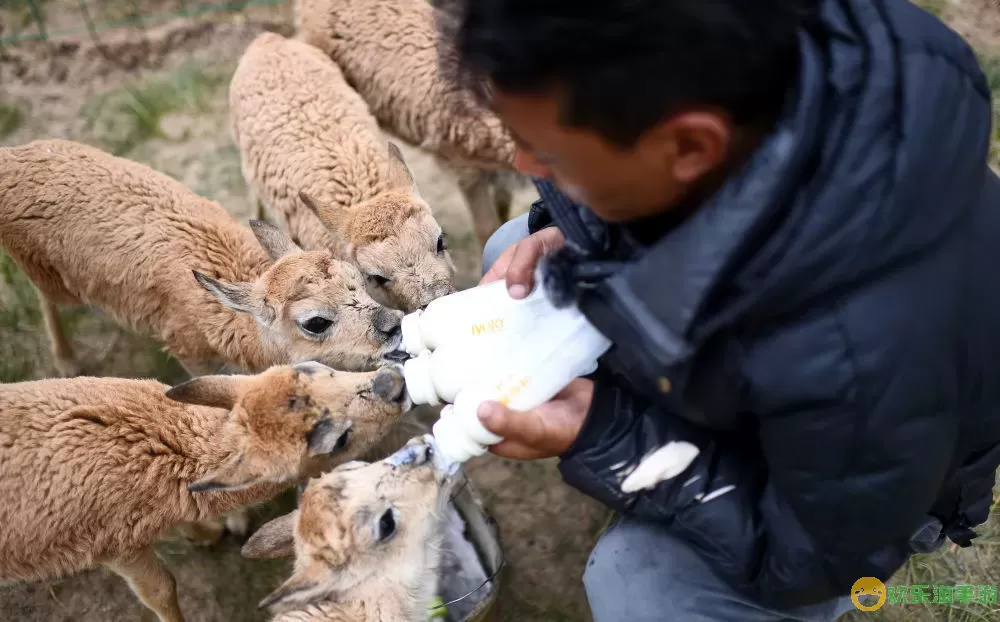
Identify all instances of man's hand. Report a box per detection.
[480,226,565,298]
[476,378,594,460]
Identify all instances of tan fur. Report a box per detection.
[243,437,452,622]
[229,33,455,313]
[0,139,406,377]
[0,363,410,622]
[294,0,524,247]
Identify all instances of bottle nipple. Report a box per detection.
[402,352,440,406]
[400,309,426,356]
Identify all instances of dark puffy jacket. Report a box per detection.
[532,0,1000,610]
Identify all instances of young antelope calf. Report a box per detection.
[242,435,457,621]
[0,362,409,622]
[229,32,455,313]
[0,139,405,377]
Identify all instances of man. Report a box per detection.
[434,0,1000,620]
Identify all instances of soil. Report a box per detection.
[0,11,608,622]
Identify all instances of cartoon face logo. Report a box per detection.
[851,577,887,611]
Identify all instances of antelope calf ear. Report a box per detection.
[258,562,331,612]
[299,191,351,235]
[386,142,421,196]
[249,220,303,262]
[307,419,353,457]
[188,450,261,493]
[242,511,298,559]
[166,375,244,409]
[193,270,273,320]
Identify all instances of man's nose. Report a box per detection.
[514,149,551,179]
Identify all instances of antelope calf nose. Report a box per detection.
[374,307,403,339]
[372,367,405,402]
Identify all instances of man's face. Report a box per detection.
[492,87,704,223]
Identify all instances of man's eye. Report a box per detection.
[368,274,390,286]
[436,234,447,254]
[301,317,333,335]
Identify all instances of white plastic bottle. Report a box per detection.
[400,279,555,355]
[431,301,613,465]
[402,333,510,406]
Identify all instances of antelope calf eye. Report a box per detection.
[367,274,391,287]
[377,509,396,541]
[301,317,333,335]
[436,234,447,254]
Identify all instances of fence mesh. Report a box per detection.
[0,0,288,47]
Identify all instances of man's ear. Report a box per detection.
[258,561,331,612]
[242,511,298,559]
[249,220,303,262]
[193,271,274,324]
[385,142,421,196]
[658,111,732,185]
[166,375,245,409]
[188,450,261,493]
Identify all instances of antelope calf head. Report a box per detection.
[166,362,411,492]
[194,221,407,371]
[301,143,456,313]
[242,435,457,615]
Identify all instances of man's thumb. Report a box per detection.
[477,401,510,436]
[477,401,544,443]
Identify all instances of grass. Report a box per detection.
[0,102,24,138]
[0,251,41,382]
[79,60,229,154]
[978,53,1000,168]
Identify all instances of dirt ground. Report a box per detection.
[0,7,609,621]
[0,1,998,621]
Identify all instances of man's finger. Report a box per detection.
[504,237,542,299]
[477,400,547,445]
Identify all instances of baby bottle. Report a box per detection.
[402,333,510,406]
[400,278,555,355]
[431,286,613,465]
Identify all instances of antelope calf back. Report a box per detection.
[229,32,455,312]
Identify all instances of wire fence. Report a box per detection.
[0,0,289,47]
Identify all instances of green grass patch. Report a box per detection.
[0,102,24,139]
[914,0,950,18]
[978,53,1000,168]
[79,61,229,154]
[0,250,41,382]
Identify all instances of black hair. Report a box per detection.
[434,0,817,147]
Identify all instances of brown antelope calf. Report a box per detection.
[0,362,410,622]
[242,435,457,621]
[0,139,407,378]
[229,32,456,312]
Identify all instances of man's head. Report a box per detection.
[436,0,814,223]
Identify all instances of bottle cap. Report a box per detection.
[401,310,426,356]
[402,352,440,406]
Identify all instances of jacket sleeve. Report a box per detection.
[559,370,957,609]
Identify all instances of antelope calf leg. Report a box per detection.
[37,291,79,378]
[458,173,503,249]
[106,547,184,622]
